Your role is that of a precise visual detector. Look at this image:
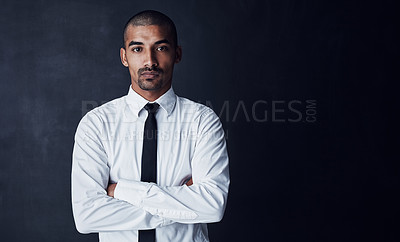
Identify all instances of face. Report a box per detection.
[120,24,181,100]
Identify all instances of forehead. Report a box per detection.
[125,25,173,44]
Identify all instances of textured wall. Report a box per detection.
[0,0,397,241]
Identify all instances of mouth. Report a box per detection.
[140,71,160,79]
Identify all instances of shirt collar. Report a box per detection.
[126,85,176,117]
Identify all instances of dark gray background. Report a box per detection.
[0,0,398,241]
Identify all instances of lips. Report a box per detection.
[141,71,159,78]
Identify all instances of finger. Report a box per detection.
[186,178,193,186]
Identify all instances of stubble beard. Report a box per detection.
[136,67,164,91]
[137,77,163,91]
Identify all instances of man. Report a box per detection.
[71,10,230,242]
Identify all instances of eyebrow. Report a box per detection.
[155,39,170,45]
[128,41,143,47]
[128,39,171,47]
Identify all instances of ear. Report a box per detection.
[175,46,182,64]
[120,47,129,67]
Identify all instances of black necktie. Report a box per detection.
[139,103,159,242]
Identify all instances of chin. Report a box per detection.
[139,83,163,91]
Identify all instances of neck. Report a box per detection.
[131,83,171,102]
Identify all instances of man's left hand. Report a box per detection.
[107,178,193,198]
[107,183,117,197]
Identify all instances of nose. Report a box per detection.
[144,49,158,68]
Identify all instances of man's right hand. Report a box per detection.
[107,183,117,197]
[186,178,193,186]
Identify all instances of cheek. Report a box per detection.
[126,57,140,72]
[128,66,139,80]
[126,54,140,65]
[161,56,176,71]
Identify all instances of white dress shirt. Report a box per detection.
[71,86,230,242]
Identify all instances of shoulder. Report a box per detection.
[92,96,126,117]
[77,95,126,130]
[176,96,214,115]
[175,96,220,123]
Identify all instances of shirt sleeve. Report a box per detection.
[114,108,230,224]
[71,111,173,234]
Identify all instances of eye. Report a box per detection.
[156,46,168,51]
[132,47,142,52]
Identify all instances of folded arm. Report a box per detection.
[71,112,172,234]
[113,109,230,224]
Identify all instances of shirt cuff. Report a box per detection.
[114,179,153,207]
[114,179,198,220]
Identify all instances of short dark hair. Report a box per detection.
[123,10,178,48]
